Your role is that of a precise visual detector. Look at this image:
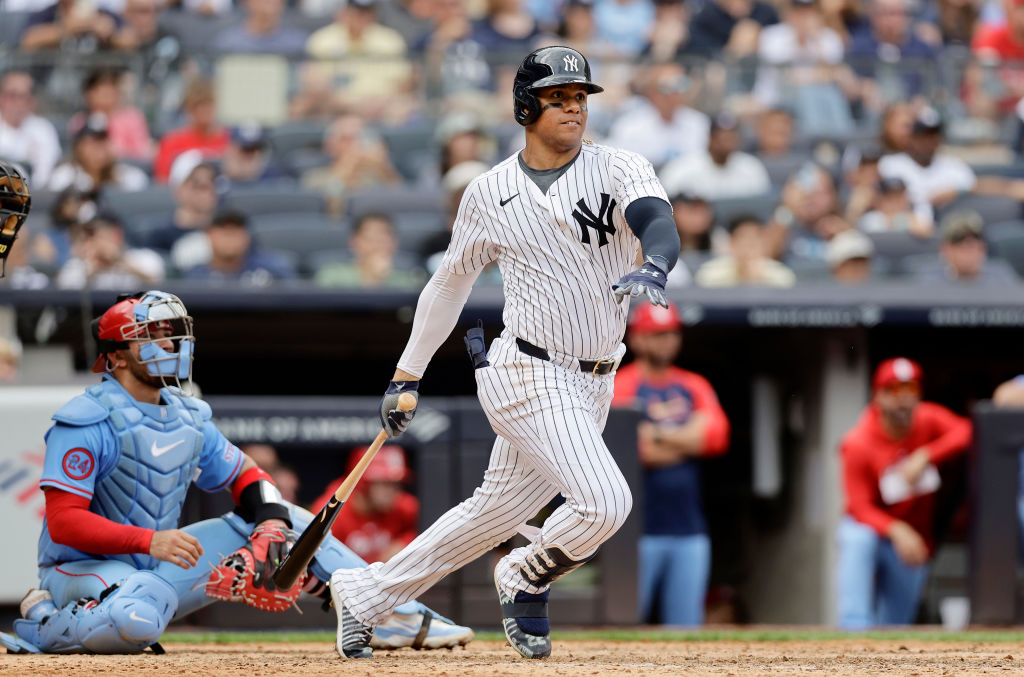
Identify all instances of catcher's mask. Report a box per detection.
[91,290,195,388]
[0,160,32,277]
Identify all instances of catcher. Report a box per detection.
[0,159,31,277]
[0,290,473,654]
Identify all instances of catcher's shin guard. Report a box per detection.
[13,571,177,653]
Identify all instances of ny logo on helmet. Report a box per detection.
[563,55,579,72]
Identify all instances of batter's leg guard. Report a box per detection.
[12,571,177,654]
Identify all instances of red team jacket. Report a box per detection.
[312,480,419,564]
[840,402,971,552]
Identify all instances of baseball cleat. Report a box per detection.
[329,571,373,659]
[371,610,474,650]
[494,568,551,659]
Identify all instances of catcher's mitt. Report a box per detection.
[0,160,31,277]
[205,521,306,612]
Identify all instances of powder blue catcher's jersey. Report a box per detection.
[38,374,244,570]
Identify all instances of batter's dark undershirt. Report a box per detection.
[518,149,580,194]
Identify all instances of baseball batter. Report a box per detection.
[0,290,472,654]
[330,46,681,660]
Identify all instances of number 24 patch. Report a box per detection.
[62,448,95,480]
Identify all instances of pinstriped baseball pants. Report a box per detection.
[332,331,633,626]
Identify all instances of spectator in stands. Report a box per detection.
[641,0,696,62]
[827,229,875,284]
[914,210,1019,285]
[695,214,797,287]
[971,0,1024,112]
[878,107,976,226]
[56,213,164,289]
[593,0,655,56]
[68,67,154,162]
[313,445,419,564]
[768,162,848,267]
[153,78,229,183]
[837,358,972,629]
[842,145,883,226]
[753,0,851,128]
[470,0,542,55]
[371,0,436,48]
[177,0,233,15]
[316,212,425,289]
[437,112,495,177]
[880,102,914,154]
[612,301,729,626]
[755,107,797,159]
[858,177,933,237]
[936,0,979,46]
[183,209,296,284]
[217,0,308,54]
[605,62,709,169]
[302,115,400,218]
[0,337,22,383]
[302,0,413,122]
[0,233,50,290]
[239,443,300,503]
[846,0,938,112]
[422,160,490,274]
[672,191,718,255]
[660,113,772,200]
[557,0,622,60]
[148,151,220,254]
[49,117,149,194]
[0,70,61,188]
[19,0,119,52]
[417,0,490,98]
[220,124,283,187]
[686,0,779,58]
[30,188,97,271]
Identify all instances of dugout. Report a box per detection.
[3,283,1024,627]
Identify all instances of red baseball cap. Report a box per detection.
[347,445,410,483]
[91,298,142,373]
[873,357,923,391]
[628,302,683,334]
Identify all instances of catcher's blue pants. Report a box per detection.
[39,503,429,621]
[637,533,710,626]
[835,516,929,629]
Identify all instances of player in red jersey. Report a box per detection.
[613,302,729,625]
[836,357,971,629]
[313,445,418,564]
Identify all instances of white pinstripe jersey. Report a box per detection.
[441,141,669,360]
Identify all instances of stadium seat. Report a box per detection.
[346,185,445,218]
[249,213,348,259]
[379,124,439,184]
[222,185,327,216]
[158,11,242,53]
[0,11,30,47]
[100,187,176,223]
[269,121,329,177]
[937,193,1023,225]
[986,222,1024,276]
[391,211,446,253]
[712,191,781,228]
[866,231,939,271]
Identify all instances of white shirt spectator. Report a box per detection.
[56,248,165,289]
[754,22,844,106]
[604,98,709,169]
[48,162,149,193]
[0,113,61,188]
[878,153,976,223]
[659,150,772,200]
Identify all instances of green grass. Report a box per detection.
[160,628,1024,645]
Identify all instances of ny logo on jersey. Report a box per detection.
[563,55,579,72]
[572,193,617,247]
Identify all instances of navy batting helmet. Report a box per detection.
[513,46,603,126]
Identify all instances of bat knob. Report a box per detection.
[397,392,417,411]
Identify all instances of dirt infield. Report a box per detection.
[2,638,1021,676]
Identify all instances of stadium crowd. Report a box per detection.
[2,0,1024,289]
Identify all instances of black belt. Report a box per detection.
[516,338,617,375]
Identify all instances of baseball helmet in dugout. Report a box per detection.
[513,45,603,126]
[0,160,31,277]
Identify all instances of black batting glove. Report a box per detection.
[379,380,419,437]
[612,259,669,308]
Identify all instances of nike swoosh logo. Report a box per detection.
[500,193,519,207]
[151,439,185,457]
[129,610,154,625]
